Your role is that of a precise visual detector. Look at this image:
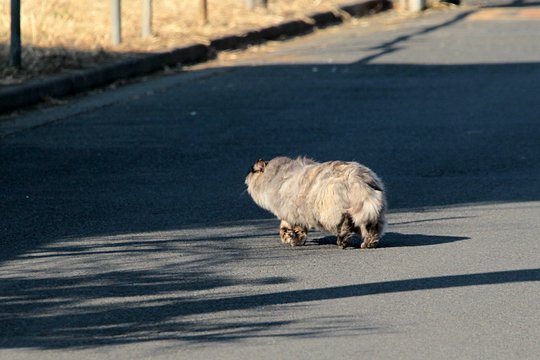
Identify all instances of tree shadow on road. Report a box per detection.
[0,238,537,350]
[1,58,538,349]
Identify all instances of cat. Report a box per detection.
[245,156,386,249]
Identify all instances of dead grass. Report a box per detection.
[0,0,359,85]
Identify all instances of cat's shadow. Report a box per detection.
[310,232,469,248]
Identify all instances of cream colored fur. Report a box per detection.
[245,156,386,248]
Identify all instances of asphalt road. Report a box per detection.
[1,1,539,359]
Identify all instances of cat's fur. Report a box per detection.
[245,156,386,249]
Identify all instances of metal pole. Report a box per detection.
[200,0,208,24]
[111,0,121,45]
[399,0,425,12]
[8,0,21,68]
[142,0,152,37]
[245,0,268,10]
[408,0,425,12]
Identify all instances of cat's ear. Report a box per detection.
[251,159,268,173]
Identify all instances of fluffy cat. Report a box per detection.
[245,156,386,249]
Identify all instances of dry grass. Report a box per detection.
[0,0,357,84]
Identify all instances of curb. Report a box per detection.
[0,0,390,114]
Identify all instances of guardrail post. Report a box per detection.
[397,0,425,12]
[8,0,21,68]
[408,0,425,12]
[111,0,121,45]
[142,0,152,37]
[200,0,208,24]
[245,0,268,10]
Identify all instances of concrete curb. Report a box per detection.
[0,0,390,114]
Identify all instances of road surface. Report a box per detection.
[1,1,539,359]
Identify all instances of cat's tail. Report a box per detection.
[348,165,387,238]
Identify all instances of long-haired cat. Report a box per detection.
[245,156,386,249]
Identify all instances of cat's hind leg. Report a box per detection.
[336,213,354,249]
